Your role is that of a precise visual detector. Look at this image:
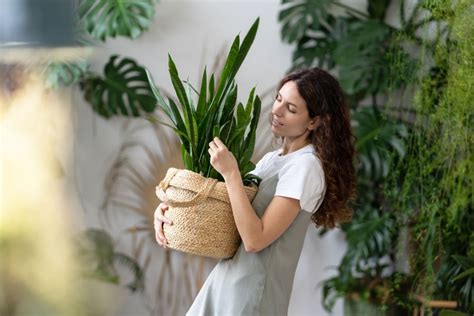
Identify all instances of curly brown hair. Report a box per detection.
[277,68,357,228]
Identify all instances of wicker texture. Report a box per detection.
[156,168,258,258]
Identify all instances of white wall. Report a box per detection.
[70,1,350,315]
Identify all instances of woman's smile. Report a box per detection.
[272,117,284,127]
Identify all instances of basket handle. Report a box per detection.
[156,172,219,207]
[158,168,180,191]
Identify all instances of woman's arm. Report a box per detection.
[209,137,300,253]
[224,171,300,252]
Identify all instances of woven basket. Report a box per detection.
[155,167,258,259]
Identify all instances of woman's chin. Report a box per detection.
[271,126,284,137]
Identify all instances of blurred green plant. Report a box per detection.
[146,18,262,186]
[79,0,157,41]
[387,0,473,313]
[353,107,408,180]
[45,59,90,89]
[279,0,473,314]
[322,205,395,310]
[75,228,145,293]
[46,0,158,88]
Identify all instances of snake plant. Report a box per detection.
[147,18,261,186]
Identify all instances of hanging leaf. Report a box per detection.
[79,0,156,41]
[341,206,395,273]
[45,59,89,89]
[333,20,391,95]
[291,16,351,70]
[353,107,408,179]
[80,55,156,118]
[279,0,332,44]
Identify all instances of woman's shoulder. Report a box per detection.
[281,151,323,174]
[255,148,281,165]
[284,146,322,166]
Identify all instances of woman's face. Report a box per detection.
[271,80,316,139]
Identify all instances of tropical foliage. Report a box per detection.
[80,55,157,118]
[75,228,145,292]
[146,19,262,185]
[46,0,157,88]
[44,0,161,302]
[79,0,157,41]
[279,0,473,314]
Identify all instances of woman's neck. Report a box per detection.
[280,137,311,156]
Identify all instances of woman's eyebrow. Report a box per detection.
[278,93,299,108]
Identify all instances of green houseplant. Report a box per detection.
[145,18,262,259]
[146,19,261,186]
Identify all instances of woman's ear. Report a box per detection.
[308,116,321,131]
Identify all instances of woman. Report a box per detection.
[154,67,357,315]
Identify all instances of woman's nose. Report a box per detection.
[272,102,284,116]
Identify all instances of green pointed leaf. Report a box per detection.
[218,83,238,125]
[196,68,208,120]
[236,102,247,128]
[208,74,215,101]
[146,69,174,123]
[168,55,197,150]
[228,18,260,81]
[213,36,240,106]
[148,20,262,183]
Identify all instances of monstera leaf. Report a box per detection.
[291,16,351,70]
[353,107,408,179]
[279,0,332,44]
[341,205,395,271]
[79,0,156,41]
[45,59,89,89]
[333,20,391,95]
[80,55,156,118]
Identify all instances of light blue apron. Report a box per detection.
[186,173,312,316]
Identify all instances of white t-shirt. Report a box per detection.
[250,144,326,213]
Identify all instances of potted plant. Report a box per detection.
[145,18,262,259]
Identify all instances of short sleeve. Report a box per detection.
[249,152,273,177]
[275,154,325,213]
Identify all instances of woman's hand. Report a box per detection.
[208,137,239,180]
[154,202,173,248]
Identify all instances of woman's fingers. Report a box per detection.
[155,203,173,225]
[154,218,169,247]
[209,139,217,148]
[154,221,168,247]
[213,137,226,148]
[153,203,173,248]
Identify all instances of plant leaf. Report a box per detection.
[80,55,156,118]
[353,107,408,179]
[279,0,332,44]
[79,0,156,41]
